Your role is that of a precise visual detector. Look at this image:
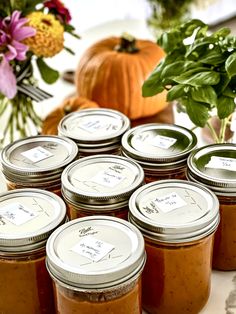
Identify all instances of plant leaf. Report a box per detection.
[200,48,226,65]
[36,58,59,84]
[142,62,164,97]
[225,52,236,78]
[174,71,220,86]
[161,61,199,79]
[190,86,217,106]
[183,99,209,127]
[217,96,235,119]
[167,85,186,101]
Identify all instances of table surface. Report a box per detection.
[0,18,236,314]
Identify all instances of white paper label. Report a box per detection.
[21,146,53,163]
[71,236,114,262]
[0,203,38,225]
[80,119,119,133]
[152,192,187,213]
[150,135,177,149]
[90,168,125,187]
[205,156,236,172]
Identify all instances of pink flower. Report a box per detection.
[0,10,36,62]
[44,0,72,23]
[0,11,35,99]
[0,56,17,99]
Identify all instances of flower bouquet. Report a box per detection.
[0,0,78,147]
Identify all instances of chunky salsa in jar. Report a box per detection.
[187,143,236,270]
[46,216,146,314]
[0,135,78,196]
[61,154,144,220]
[129,179,219,314]
[0,188,67,314]
[121,123,197,183]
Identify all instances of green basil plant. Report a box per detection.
[142,19,236,143]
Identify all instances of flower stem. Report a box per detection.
[219,118,228,143]
[206,120,220,143]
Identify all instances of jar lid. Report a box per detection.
[46,216,145,288]
[0,135,78,183]
[58,108,130,147]
[128,180,219,243]
[61,155,144,207]
[121,123,197,168]
[0,188,67,252]
[187,143,236,194]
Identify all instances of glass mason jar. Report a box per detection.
[187,143,236,270]
[58,108,130,158]
[0,188,67,314]
[0,135,78,196]
[46,216,146,314]
[129,179,219,314]
[121,123,197,183]
[61,154,144,220]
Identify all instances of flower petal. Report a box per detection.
[12,26,36,41]
[0,57,17,99]
[5,45,17,61]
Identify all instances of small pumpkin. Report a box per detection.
[41,96,99,135]
[75,35,168,120]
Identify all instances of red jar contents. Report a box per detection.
[187,143,236,270]
[0,135,78,196]
[46,216,146,314]
[58,108,130,158]
[0,188,67,314]
[129,179,219,314]
[61,154,144,220]
[121,123,197,183]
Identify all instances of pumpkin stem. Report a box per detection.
[63,105,72,114]
[115,33,139,53]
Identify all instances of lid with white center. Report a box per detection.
[187,143,236,194]
[58,108,130,149]
[46,216,146,288]
[0,188,67,252]
[128,180,219,243]
[61,154,144,208]
[0,135,78,183]
[121,123,197,170]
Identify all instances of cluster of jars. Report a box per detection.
[0,107,235,314]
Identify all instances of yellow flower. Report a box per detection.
[24,12,64,57]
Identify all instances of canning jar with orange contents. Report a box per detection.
[0,135,78,196]
[187,143,236,270]
[58,108,130,157]
[129,179,219,314]
[46,216,146,314]
[121,123,197,183]
[0,188,67,314]
[61,154,144,220]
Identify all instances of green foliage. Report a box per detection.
[142,19,236,141]
[36,58,59,84]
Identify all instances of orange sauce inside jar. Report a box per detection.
[144,166,187,183]
[212,195,236,270]
[0,249,55,314]
[53,276,142,314]
[67,203,129,221]
[142,235,214,314]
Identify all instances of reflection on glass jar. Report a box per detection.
[46,216,146,314]
[121,123,197,183]
[0,135,78,196]
[0,188,67,314]
[187,143,236,270]
[129,179,219,314]
[61,154,144,220]
[58,108,130,158]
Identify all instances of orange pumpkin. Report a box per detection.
[41,96,99,135]
[75,35,168,120]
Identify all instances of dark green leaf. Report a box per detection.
[167,85,186,101]
[36,58,59,84]
[190,86,217,106]
[213,27,231,39]
[186,37,216,57]
[200,48,226,65]
[180,19,206,37]
[174,71,220,86]
[161,61,198,79]
[157,30,183,53]
[184,99,209,127]
[222,87,236,98]
[217,96,235,119]
[64,46,75,55]
[225,52,236,78]
[215,73,231,95]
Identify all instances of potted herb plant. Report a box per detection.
[142,19,236,143]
